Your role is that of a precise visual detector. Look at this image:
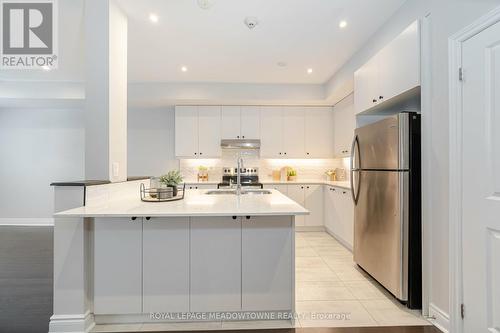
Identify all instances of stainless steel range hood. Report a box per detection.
[220,139,261,150]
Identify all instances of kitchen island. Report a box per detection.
[49,180,308,333]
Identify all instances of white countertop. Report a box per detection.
[55,189,309,218]
[184,180,351,190]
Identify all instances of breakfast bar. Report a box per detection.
[49,180,308,333]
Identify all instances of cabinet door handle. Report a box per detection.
[199,152,203,155]
[245,216,251,220]
[242,136,245,138]
[284,152,287,155]
[194,152,197,155]
[131,217,137,221]
[306,186,310,189]
[279,152,282,155]
[379,96,384,100]
[145,217,151,221]
[372,99,377,103]
[232,216,237,220]
[301,186,304,189]
[306,152,310,155]
[237,136,240,138]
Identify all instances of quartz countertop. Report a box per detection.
[55,189,309,218]
[183,179,351,190]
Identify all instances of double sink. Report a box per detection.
[206,189,272,195]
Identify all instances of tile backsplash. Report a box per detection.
[180,149,350,182]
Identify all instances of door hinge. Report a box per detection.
[459,67,464,81]
[461,303,465,319]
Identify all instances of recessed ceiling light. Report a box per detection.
[181,66,188,72]
[307,68,313,74]
[277,61,287,68]
[149,13,159,23]
[339,20,347,29]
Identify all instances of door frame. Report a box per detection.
[448,5,500,333]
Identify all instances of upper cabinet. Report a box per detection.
[305,107,334,158]
[333,94,356,157]
[260,106,334,158]
[221,106,260,140]
[354,20,420,114]
[175,106,221,158]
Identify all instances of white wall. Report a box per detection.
[0,108,84,221]
[324,0,500,321]
[127,107,179,177]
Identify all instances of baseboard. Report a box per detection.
[324,226,353,252]
[428,303,450,333]
[295,226,325,232]
[49,311,95,333]
[0,218,54,226]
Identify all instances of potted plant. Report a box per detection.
[287,169,297,181]
[159,170,184,196]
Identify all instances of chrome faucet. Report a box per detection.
[236,155,244,195]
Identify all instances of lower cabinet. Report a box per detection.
[94,218,143,314]
[286,185,324,227]
[93,215,294,315]
[324,186,354,248]
[190,217,242,312]
[143,218,190,313]
[263,184,288,195]
[242,216,292,311]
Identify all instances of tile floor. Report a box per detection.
[91,231,430,332]
[294,231,430,328]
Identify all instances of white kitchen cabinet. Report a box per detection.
[221,106,241,139]
[198,106,221,158]
[260,106,283,158]
[354,20,420,114]
[242,216,292,311]
[282,106,305,158]
[221,106,261,140]
[94,218,142,314]
[264,184,288,195]
[304,185,324,227]
[190,216,241,312]
[287,184,323,227]
[143,218,189,313]
[185,183,217,190]
[305,106,334,158]
[324,186,354,248]
[175,106,199,158]
[378,21,420,103]
[286,185,306,227]
[175,106,221,158]
[241,106,260,139]
[333,94,356,157]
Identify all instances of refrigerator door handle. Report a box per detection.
[350,135,361,204]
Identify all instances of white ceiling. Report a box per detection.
[120,0,407,84]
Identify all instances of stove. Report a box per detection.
[217,167,263,189]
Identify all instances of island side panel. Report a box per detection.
[94,218,142,314]
[143,217,189,313]
[242,216,293,312]
[190,216,242,312]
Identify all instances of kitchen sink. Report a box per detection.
[205,189,272,195]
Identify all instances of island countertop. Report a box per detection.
[54,189,310,218]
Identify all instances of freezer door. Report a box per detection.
[353,114,409,170]
[353,170,409,300]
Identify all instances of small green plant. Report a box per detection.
[159,170,184,187]
[287,169,297,177]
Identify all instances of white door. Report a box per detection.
[260,106,283,158]
[175,106,198,158]
[304,185,323,227]
[143,218,190,313]
[461,20,500,332]
[94,218,142,314]
[241,106,260,139]
[198,106,221,158]
[282,107,305,158]
[305,107,334,158]
[287,185,305,226]
[221,106,241,139]
[242,216,293,311]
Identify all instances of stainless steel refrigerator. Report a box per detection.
[350,112,421,309]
